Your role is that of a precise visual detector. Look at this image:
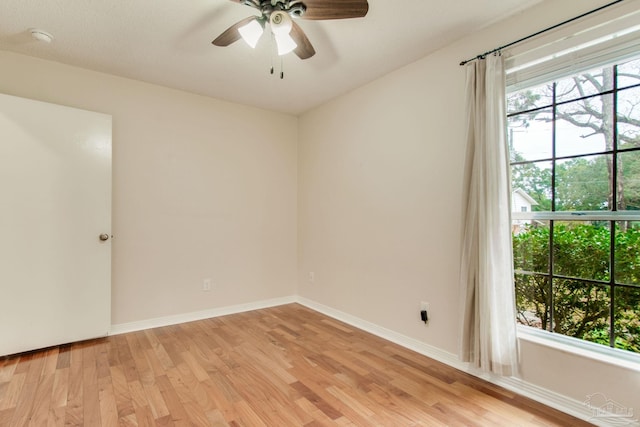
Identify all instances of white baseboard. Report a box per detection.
[109,295,630,427]
[109,295,297,335]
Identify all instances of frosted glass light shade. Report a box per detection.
[239,19,264,48]
[275,33,297,56]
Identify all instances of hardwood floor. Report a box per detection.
[0,303,592,426]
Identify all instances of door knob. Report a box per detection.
[99,234,110,241]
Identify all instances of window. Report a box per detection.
[507,55,640,354]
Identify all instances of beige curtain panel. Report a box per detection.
[459,54,519,376]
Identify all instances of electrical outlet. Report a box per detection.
[203,278,212,292]
[420,301,430,324]
[308,272,315,283]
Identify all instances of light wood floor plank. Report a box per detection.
[0,304,593,426]
[0,408,15,426]
[27,372,54,427]
[0,358,19,384]
[9,352,44,426]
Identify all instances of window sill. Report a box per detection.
[517,325,640,372]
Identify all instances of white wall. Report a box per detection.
[298,0,640,416]
[0,51,298,325]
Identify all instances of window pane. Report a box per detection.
[617,57,640,90]
[513,220,549,273]
[554,279,610,345]
[614,286,640,353]
[618,151,640,211]
[507,84,553,114]
[511,162,552,211]
[555,155,611,211]
[553,222,610,281]
[508,109,553,161]
[556,95,612,158]
[516,273,550,331]
[556,66,613,103]
[617,86,640,149]
[615,221,640,285]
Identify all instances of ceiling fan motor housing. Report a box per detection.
[259,0,306,19]
[287,2,307,17]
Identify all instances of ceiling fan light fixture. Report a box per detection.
[269,11,296,56]
[238,18,264,48]
[212,0,369,60]
[275,32,297,56]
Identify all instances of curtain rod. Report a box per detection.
[459,0,625,66]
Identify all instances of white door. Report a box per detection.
[0,93,111,357]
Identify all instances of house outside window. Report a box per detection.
[512,188,537,234]
[507,53,640,355]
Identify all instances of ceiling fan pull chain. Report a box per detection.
[270,32,275,75]
[280,57,284,79]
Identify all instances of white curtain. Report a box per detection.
[459,54,519,376]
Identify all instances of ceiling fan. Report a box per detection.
[212,0,369,60]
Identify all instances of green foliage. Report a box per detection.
[512,146,640,212]
[555,157,610,210]
[507,89,541,117]
[513,223,640,353]
[621,152,640,210]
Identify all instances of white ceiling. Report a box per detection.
[0,0,542,115]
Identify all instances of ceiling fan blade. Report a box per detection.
[212,16,257,46]
[290,22,316,59]
[301,0,369,20]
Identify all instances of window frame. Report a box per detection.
[507,58,640,356]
